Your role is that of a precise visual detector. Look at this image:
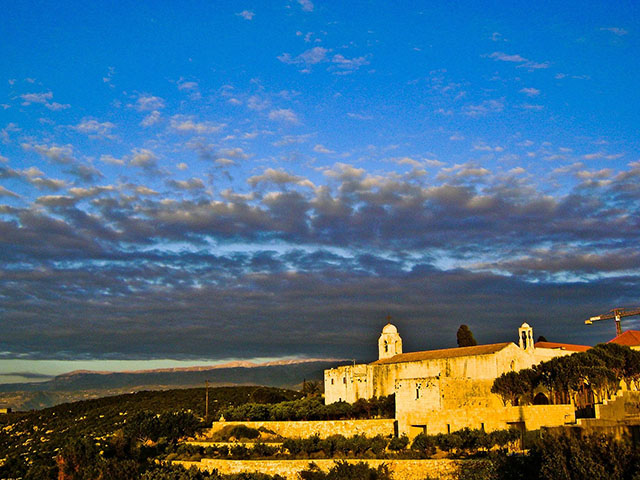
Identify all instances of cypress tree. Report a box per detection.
[457,324,477,347]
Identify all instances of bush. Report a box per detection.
[298,461,393,480]
[388,434,409,451]
[410,433,436,457]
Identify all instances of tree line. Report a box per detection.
[491,343,640,408]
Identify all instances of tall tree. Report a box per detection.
[457,324,477,347]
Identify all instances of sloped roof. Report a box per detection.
[371,342,512,365]
[608,330,640,347]
[534,341,591,352]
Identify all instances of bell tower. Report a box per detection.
[518,323,534,351]
[378,323,403,360]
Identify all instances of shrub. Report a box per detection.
[410,433,436,457]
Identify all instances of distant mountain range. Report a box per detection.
[0,358,348,410]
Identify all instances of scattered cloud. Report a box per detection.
[135,94,165,112]
[462,99,504,117]
[313,144,334,154]
[0,185,20,198]
[297,0,314,12]
[487,52,550,71]
[278,47,330,70]
[72,118,116,139]
[130,148,159,172]
[20,91,70,110]
[520,87,540,97]
[237,10,255,20]
[170,115,226,134]
[600,27,628,36]
[141,110,161,127]
[268,108,300,124]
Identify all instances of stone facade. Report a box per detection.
[325,323,585,437]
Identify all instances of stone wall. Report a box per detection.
[594,390,640,422]
[174,458,473,480]
[397,403,575,437]
[208,419,396,439]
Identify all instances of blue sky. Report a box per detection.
[1,1,639,379]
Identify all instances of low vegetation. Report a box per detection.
[219,395,394,421]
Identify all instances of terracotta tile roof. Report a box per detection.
[534,341,591,352]
[370,342,512,365]
[608,330,640,347]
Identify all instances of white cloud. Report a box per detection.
[278,47,329,68]
[176,162,188,171]
[0,186,19,198]
[297,0,314,12]
[130,148,158,168]
[100,154,125,166]
[219,148,250,160]
[237,10,254,20]
[141,110,161,127]
[178,80,199,91]
[170,115,225,134]
[247,95,270,111]
[462,99,504,117]
[248,168,315,188]
[23,143,75,164]
[20,91,53,105]
[488,52,527,63]
[268,109,300,124]
[520,87,540,97]
[347,113,373,120]
[72,118,116,139]
[473,143,504,152]
[600,27,628,36]
[20,91,70,110]
[487,52,549,71]
[331,54,369,73]
[313,144,334,154]
[135,94,165,112]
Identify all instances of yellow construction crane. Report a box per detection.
[585,308,640,336]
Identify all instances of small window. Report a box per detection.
[416,388,420,399]
[331,378,334,385]
[447,424,451,434]
[481,423,485,432]
[343,377,346,384]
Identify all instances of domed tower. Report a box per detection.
[518,322,534,351]
[378,323,403,360]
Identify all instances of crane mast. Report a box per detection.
[585,308,640,336]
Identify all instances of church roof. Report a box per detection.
[608,330,640,347]
[371,342,512,365]
[534,341,591,352]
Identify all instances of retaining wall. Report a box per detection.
[208,419,396,439]
[175,458,473,480]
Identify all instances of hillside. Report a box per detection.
[0,385,302,476]
[0,359,342,410]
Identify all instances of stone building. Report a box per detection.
[324,322,587,437]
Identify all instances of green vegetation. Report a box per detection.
[470,431,640,480]
[491,343,640,407]
[0,386,300,479]
[410,428,520,457]
[219,395,394,421]
[299,461,393,480]
[457,325,478,347]
[4,382,640,480]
